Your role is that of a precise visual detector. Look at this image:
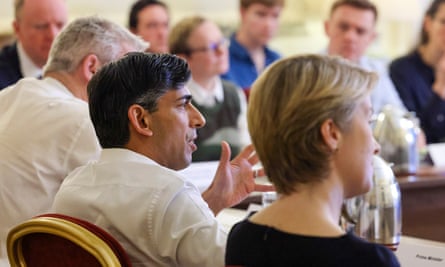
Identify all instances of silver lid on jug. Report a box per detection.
[373,105,420,175]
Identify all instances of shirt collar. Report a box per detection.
[17,42,43,78]
[99,148,157,164]
[43,76,75,97]
[321,48,365,66]
[187,77,224,107]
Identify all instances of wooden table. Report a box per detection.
[396,165,445,242]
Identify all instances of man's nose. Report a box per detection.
[189,104,206,128]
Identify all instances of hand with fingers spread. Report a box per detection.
[202,141,273,215]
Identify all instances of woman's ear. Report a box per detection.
[320,118,342,152]
[127,104,153,137]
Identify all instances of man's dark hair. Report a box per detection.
[128,0,168,30]
[330,0,378,22]
[87,52,190,148]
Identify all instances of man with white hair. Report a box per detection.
[0,16,148,264]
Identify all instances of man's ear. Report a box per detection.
[320,118,342,152]
[12,20,19,35]
[81,54,100,82]
[324,19,330,36]
[424,16,433,38]
[240,7,247,22]
[127,104,153,137]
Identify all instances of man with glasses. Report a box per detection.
[169,16,250,161]
[0,0,68,89]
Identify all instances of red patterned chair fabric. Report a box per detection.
[7,213,132,267]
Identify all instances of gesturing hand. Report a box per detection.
[202,141,273,215]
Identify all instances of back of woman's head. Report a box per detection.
[248,54,377,195]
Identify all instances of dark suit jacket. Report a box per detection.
[0,42,23,90]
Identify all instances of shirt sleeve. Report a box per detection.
[153,183,227,267]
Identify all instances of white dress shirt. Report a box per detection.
[52,148,227,267]
[17,42,42,78]
[0,77,100,262]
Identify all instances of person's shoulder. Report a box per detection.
[360,55,390,71]
[390,51,418,68]
[228,36,249,59]
[0,43,20,70]
[228,219,257,239]
[0,42,18,61]
[344,233,400,266]
[6,78,90,122]
[264,45,281,60]
[0,43,21,88]
[221,79,240,91]
[152,163,199,192]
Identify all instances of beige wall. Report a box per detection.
[0,0,432,59]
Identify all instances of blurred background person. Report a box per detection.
[0,16,147,264]
[225,54,400,267]
[128,0,170,53]
[324,0,405,114]
[169,16,250,161]
[0,0,68,89]
[390,0,445,144]
[221,0,284,94]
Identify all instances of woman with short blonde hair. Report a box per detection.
[226,54,400,267]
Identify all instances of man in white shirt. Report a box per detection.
[52,52,270,267]
[0,17,148,265]
[0,0,68,89]
[324,0,405,114]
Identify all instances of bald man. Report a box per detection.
[0,0,68,89]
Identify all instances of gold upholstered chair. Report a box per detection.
[6,213,132,267]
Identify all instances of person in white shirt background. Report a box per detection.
[324,0,405,114]
[0,16,148,266]
[169,15,250,162]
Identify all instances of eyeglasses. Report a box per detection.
[186,38,229,55]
